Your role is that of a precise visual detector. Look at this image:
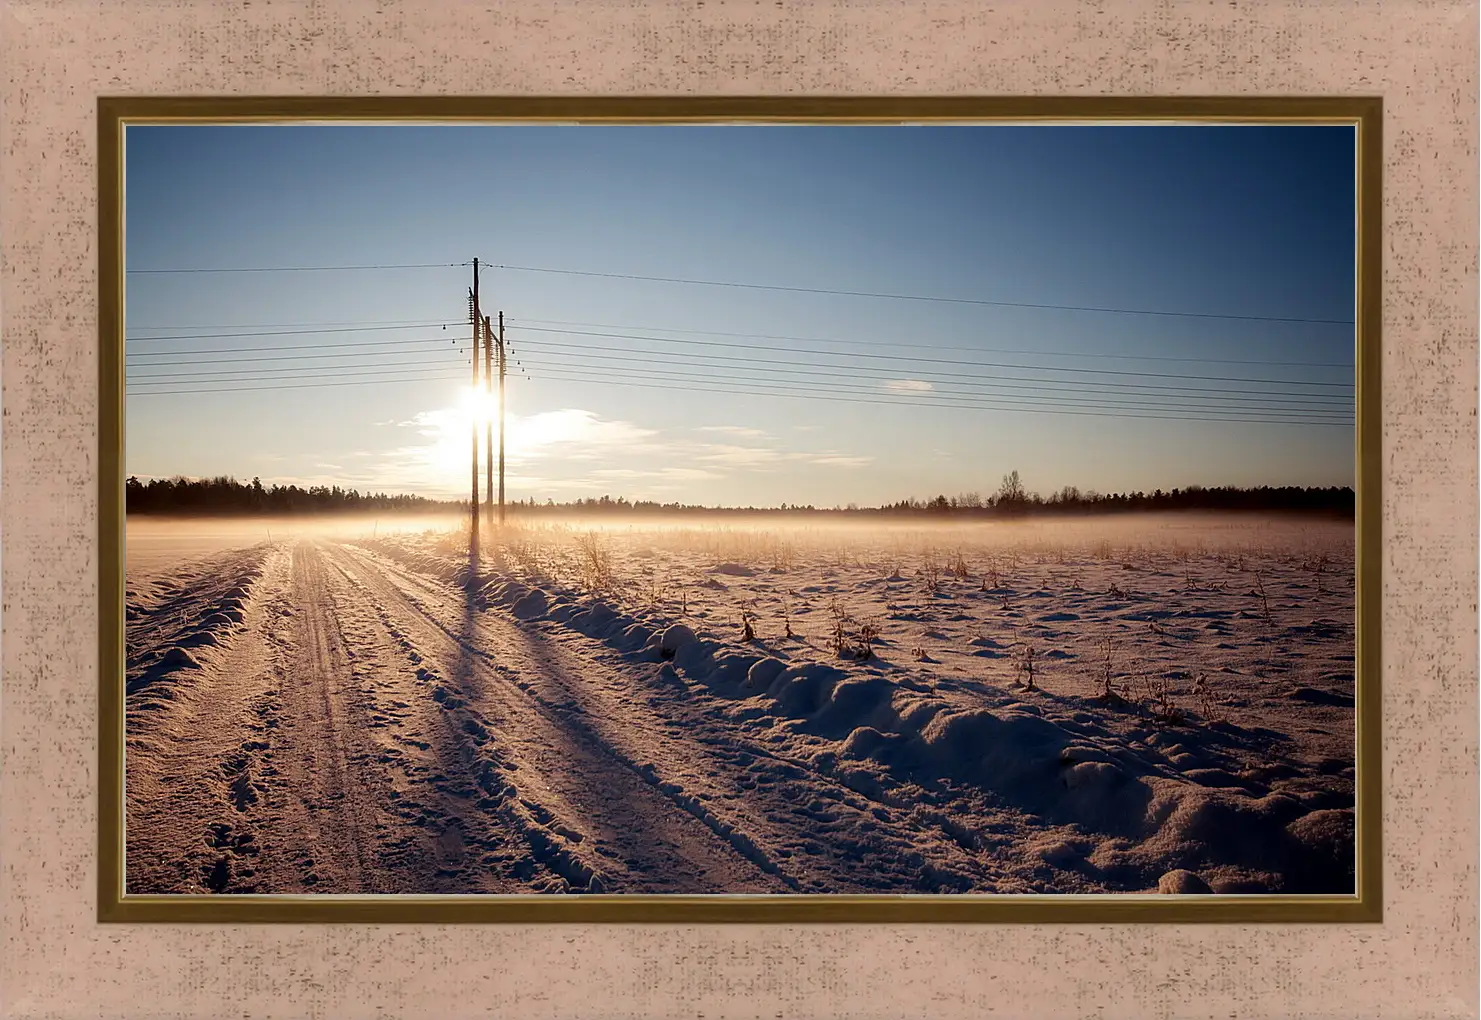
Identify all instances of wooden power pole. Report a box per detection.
[498,310,507,526]
[469,258,481,548]
[483,313,494,527]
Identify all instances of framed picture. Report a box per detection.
[99,97,1382,924]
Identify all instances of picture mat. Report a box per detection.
[3,1,1476,1018]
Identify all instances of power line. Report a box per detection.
[120,352,1350,427]
[507,326,1353,389]
[122,330,1352,405]
[123,314,1353,368]
[128,339,462,362]
[124,351,1351,418]
[518,365,1352,428]
[126,262,469,275]
[121,328,1351,400]
[126,321,459,343]
[508,336,1352,401]
[123,359,1350,426]
[512,354,1352,418]
[508,341,1352,407]
[126,374,467,397]
[130,350,466,371]
[126,316,455,331]
[121,326,1352,390]
[123,351,1351,417]
[127,330,1356,402]
[513,354,1352,420]
[118,323,1354,410]
[124,256,1353,324]
[486,262,1355,326]
[507,316,1355,369]
[129,363,467,385]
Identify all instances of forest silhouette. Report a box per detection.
[125,473,1355,519]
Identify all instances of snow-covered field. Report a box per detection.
[124,512,1357,896]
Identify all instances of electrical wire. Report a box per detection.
[505,315,1355,369]
[126,321,461,343]
[485,262,1355,326]
[509,355,1353,419]
[505,341,1352,408]
[121,257,1352,324]
[515,365,1352,427]
[126,261,469,274]
[126,374,467,397]
[128,342,465,366]
[506,326,1353,389]
[129,363,468,385]
[125,354,1351,426]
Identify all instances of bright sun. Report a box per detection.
[458,385,498,428]
[413,391,602,491]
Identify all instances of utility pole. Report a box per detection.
[469,258,481,549]
[483,313,494,527]
[498,310,507,526]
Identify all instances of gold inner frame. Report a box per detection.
[97,96,1383,924]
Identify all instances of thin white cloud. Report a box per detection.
[884,379,934,393]
[693,444,790,468]
[696,425,768,438]
[809,455,873,467]
[593,466,724,481]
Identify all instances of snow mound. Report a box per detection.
[705,652,762,686]
[744,657,788,690]
[657,624,697,657]
[839,726,892,759]
[771,663,847,716]
[1157,869,1213,894]
[713,562,757,576]
[1140,785,1308,879]
[574,603,619,633]
[511,590,548,620]
[1283,808,1356,891]
[1286,807,1354,857]
[809,675,896,736]
[616,623,654,652]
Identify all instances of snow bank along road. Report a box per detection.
[125,533,1357,896]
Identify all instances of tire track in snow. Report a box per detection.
[324,542,793,893]
[125,545,291,894]
[244,541,390,892]
[325,554,591,893]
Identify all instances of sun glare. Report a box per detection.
[458,385,498,428]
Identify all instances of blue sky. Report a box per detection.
[124,124,1357,506]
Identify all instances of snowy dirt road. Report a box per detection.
[127,538,806,894]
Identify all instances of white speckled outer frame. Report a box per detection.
[2,2,1476,1018]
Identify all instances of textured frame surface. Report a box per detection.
[95,95,1384,926]
[5,2,1477,1017]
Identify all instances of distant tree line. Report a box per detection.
[125,475,448,515]
[126,471,1355,518]
[506,472,1355,518]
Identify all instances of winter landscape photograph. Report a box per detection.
[121,122,1361,898]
